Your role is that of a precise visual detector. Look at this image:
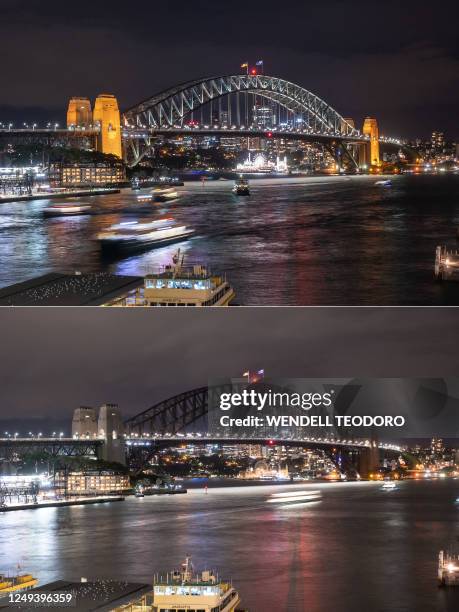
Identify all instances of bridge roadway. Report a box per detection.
[0,126,399,145]
[125,434,402,453]
[0,435,402,455]
[0,437,103,460]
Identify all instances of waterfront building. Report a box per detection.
[52,162,125,187]
[56,469,130,496]
[239,459,289,480]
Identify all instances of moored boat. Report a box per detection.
[0,568,38,594]
[141,557,241,612]
[140,249,235,306]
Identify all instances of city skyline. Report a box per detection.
[0,0,458,138]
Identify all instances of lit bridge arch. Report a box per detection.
[122,74,363,167]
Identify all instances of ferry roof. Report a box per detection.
[146,269,216,281]
[0,273,144,306]
[0,580,152,611]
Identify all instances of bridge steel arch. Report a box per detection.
[122,74,360,166]
[124,383,342,440]
[125,386,210,436]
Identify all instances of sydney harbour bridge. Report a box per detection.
[0,73,405,170]
[0,384,402,477]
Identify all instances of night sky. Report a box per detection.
[1,308,459,430]
[1,0,458,139]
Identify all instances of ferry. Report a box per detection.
[438,550,459,586]
[381,482,397,491]
[139,249,235,306]
[232,177,250,196]
[122,557,242,612]
[97,219,194,254]
[0,569,38,594]
[152,187,179,202]
[136,193,153,202]
[435,246,459,281]
[43,203,91,217]
[374,179,392,187]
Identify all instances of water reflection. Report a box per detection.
[0,175,459,304]
[1,480,459,610]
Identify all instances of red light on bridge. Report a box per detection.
[268,439,274,445]
[266,131,273,138]
[251,68,257,75]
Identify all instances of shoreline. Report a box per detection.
[0,495,125,512]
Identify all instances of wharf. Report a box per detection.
[0,496,124,512]
[0,188,120,204]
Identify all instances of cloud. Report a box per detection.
[0,308,458,422]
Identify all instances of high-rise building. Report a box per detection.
[93,94,122,158]
[431,131,445,150]
[253,106,275,129]
[72,406,98,439]
[66,97,92,129]
[431,437,444,455]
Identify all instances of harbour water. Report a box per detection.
[0,174,459,304]
[1,479,459,611]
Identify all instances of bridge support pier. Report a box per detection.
[98,438,127,466]
[325,142,359,173]
[358,444,380,479]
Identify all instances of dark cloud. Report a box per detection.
[0,1,458,137]
[0,308,458,424]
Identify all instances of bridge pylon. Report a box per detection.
[362,117,380,167]
[358,442,380,478]
[93,94,122,159]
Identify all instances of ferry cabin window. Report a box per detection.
[146,279,210,290]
